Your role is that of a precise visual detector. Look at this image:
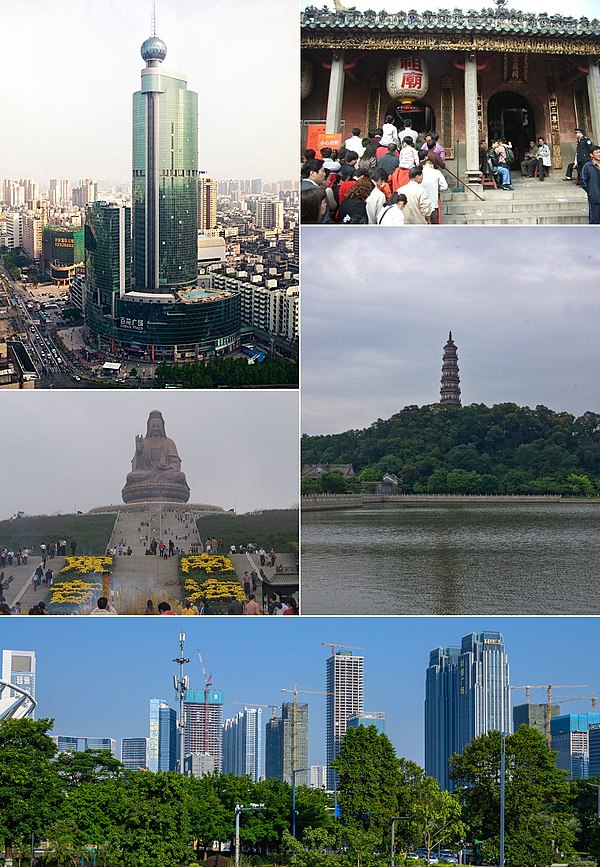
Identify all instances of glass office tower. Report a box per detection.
[132,32,198,292]
[425,632,510,791]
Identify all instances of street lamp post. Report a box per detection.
[391,816,409,867]
[235,803,265,867]
[291,767,310,837]
[499,731,506,867]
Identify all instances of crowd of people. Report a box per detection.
[302,120,600,225]
[301,119,448,225]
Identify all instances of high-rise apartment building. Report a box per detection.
[148,699,178,772]
[265,702,308,786]
[222,706,263,782]
[21,214,44,269]
[0,650,36,720]
[184,689,224,772]
[310,765,327,789]
[255,200,284,232]
[49,178,70,207]
[198,175,218,232]
[425,632,510,791]
[121,737,148,771]
[551,713,600,780]
[326,650,364,791]
[72,179,97,208]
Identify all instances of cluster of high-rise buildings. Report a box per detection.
[3,638,597,788]
[0,26,298,366]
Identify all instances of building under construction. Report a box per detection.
[265,701,309,786]
[184,688,224,773]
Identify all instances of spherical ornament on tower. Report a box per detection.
[141,35,167,63]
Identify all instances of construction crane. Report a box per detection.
[197,650,213,754]
[321,642,365,656]
[281,686,332,775]
[511,684,589,746]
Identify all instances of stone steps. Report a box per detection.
[440,178,589,225]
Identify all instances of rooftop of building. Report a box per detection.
[302,4,600,38]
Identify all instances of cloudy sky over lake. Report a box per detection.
[1,0,297,184]
[0,390,298,519]
[302,226,600,435]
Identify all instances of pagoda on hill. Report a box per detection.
[440,332,461,406]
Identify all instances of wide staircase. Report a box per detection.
[107,505,201,609]
[441,173,588,225]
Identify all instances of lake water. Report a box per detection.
[301,503,600,615]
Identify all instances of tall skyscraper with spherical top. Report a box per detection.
[440,331,461,406]
[133,30,198,292]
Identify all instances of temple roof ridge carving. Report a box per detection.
[301,4,600,37]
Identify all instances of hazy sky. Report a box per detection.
[2,616,599,767]
[0,390,298,518]
[1,0,297,184]
[302,227,600,436]
[302,0,599,15]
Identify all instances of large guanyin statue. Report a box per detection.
[122,410,190,504]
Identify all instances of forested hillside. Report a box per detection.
[301,403,600,495]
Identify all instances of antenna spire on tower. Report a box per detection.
[151,0,157,36]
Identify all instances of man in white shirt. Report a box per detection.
[344,127,365,157]
[421,158,448,224]
[400,119,418,147]
[402,167,433,224]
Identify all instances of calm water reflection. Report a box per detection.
[301,503,600,615]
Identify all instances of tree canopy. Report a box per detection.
[301,403,600,495]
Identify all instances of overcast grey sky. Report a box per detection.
[0,390,298,518]
[301,226,600,436]
[302,0,598,15]
[1,0,297,185]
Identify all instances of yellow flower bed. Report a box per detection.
[50,579,97,605]
[184,576,246,603]
[60,556,113,575]
[180,554,236,576]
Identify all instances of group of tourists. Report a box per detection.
[225,592,299,616]
[302,121,600,225]
[301,119,449,225]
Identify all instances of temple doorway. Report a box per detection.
[487,91,536,164]
[384,100,436,139]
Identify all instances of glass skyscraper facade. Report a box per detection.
[223,707,263,782]
[425,632,510,791]
[132,33,198,292]
[85,202,131,318]
[83,31,241,360]
[148,698,178,773]
[326,651,364,791]
[121,737,149,771]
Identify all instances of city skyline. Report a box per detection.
[0,390,298,518]
[302,227,600,436]
[1,1,297,184]
[2,617,599,771]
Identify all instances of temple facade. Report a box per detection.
[301,3,600,184]
[440,332,461,406]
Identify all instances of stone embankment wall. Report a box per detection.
[301,494,563,511]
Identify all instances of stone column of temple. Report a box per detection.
[587,58,600,144]
[463,52,482,187]
[325,50,345,134]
